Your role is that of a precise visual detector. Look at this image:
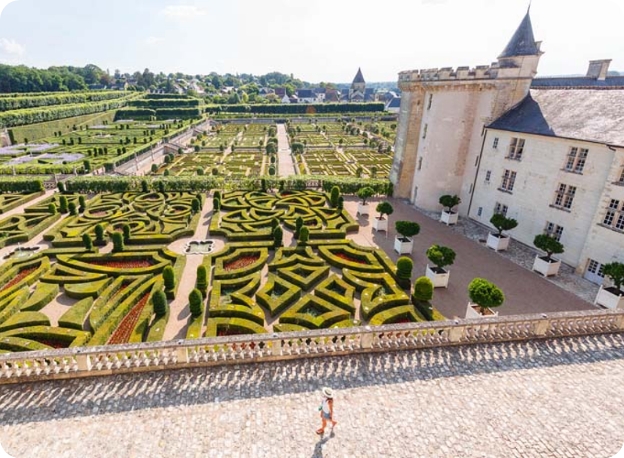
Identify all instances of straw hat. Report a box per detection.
[322,387,334,398]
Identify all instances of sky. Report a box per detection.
[0,0,622,83]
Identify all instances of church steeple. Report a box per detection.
[352,68,365,85]
[499,11,539,58]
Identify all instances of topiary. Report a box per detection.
[152,290,168,317]
[396,256,413,280]
[603,262,624,293]
[141,180,149,193]
[111,232,124,253]
[298,226,310,244]
[533,234,564,262]
[68,202,77,216]
[57,182,66,193]
[59,196,68,214]
[356,187,375,205]
[376,201,394,220]
[413,277,433,302]
[439,195,461,213]
[330,186,341,208]
[78,195,86,213]
[468,278,504,314]
[395,221,420,241]
[337,196,344,211]
[272,226,283,248]
[82,233,93,251]
[295,216,304,239]
[94,223,104,243]
[163,265,175,298]
[48,203,57,215]
[196,265,208,296]
[426,245,456,271]
[192,198,201,214]
[490,214,518,236]
[213,197,221,212]
[189,288,204,318]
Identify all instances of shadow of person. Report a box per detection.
[310,430,335,458]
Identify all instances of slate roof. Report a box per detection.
[531,76,624,88]
[499,12,539,58]
[352,68,365,84]
[386,97,401,109]
[296,89,314,98]
[488,88,624,147]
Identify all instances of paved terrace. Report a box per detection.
[0,333,623,458]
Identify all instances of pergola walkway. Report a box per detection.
[1,333,623,457]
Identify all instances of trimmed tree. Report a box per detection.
[68,202,77,216]
[78,195,86,213]
[533,234,564,262]
[94,223,105,244]
[330,186,341,208]
[396,256,413,289]
[141,180,149,193]
[163,265,175,299]
[82,233,93,251]
[298,226,310,245]
[213,197,221,212]
[189,288,204,318]
[48,203,57,215]
[192,198,201,214]
[111,232,124,253]
[196,265,208,296]
[395,221,420,242]
[152,290,168,317]
[490,214,518,236]
[122,224,131,243]
[439,195,461,213]
[59,196,68,214]
[356,187,375,205]
[295,216,304,239]
[426,244,456,272]
[603,262,624,294]
[376,201,394,220]
[57,182,66,193]
[468,278,505,314]
[413,276,434,302]
[273,226,283,249]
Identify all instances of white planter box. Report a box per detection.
[394,236,413,254]
[426,265,449,288]
[440,211,458,226]
[372,217,388,232]
[532,255,561,277]
[594,285,624,309]
[487,233,510,251]
[357,203,369,216]
[465,303,499,319]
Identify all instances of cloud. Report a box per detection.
[161,5,208,19]
[144,36,164,45]
[0,0,19,18]
[0,38,24,55]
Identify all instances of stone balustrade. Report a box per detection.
[1,309,623,385]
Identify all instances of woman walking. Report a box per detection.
[317,387,337,435]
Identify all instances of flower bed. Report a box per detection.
[224,255,260,271]
[108,292,150,345]
[90,259,154,269]
[0,267,36,292]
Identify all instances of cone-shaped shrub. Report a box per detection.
[189,288,204,318]
[111,232,124,253]
[82,233,93,251]
[196,265,208,295]
[298,226,310,244]
[153,290,168,317]
[163,265,175,298]
[59,195,68,214]
[273,226,283,248]
[48,203,57,215]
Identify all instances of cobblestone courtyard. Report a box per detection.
[1,333,623,458]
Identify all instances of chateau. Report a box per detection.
[390,11,624,285]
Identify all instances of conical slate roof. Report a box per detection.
[352,68,365,84]
[499,12,539,58]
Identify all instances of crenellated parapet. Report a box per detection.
[399,64,498,83]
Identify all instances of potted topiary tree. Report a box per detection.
[466,278,504,318]
[425,244,456,288]
[594,262,624,309]
[439,195,461,226]
[487,214,518,252]
[394,221,420,254]
[532,234,564,277]
[356,187,375,216]
[373,201,393,232]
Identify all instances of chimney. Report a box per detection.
[586,59,611,81]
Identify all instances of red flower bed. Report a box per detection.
[38,339,67,349]
[90,259,154,269]
[108,292,150,345]
[0,267,36,292]
[224,255,259,271]
[335,252,367,265]
[91,212,107,217]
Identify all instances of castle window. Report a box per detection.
[564,147,588,174]
[499,169,516,193]
[485,170,491,182]
[507,137,524,160]
[602,199,624,231]
[417,157,423,171]
[427,94,433,110]
[422,124,428,139]
[477,207,483,217]
[493,137,499,149]
[544,222,564,241]
[553,183,576,210]
[494,202,508,216]
[618,168,624,184]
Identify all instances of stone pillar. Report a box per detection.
[360,327,374,349]
[75,353,91,371]
[271,334,282,356]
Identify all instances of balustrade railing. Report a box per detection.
[1,309,623,384]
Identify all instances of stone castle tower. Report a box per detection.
[349,68,366,101]
[389,12,542,214]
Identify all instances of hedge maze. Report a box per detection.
[203,189,420,337]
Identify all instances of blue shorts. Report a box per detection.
[322,411,331,420]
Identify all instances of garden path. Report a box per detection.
[162,197,214,340]
[276,124,295,177]
[1,333,623,457]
